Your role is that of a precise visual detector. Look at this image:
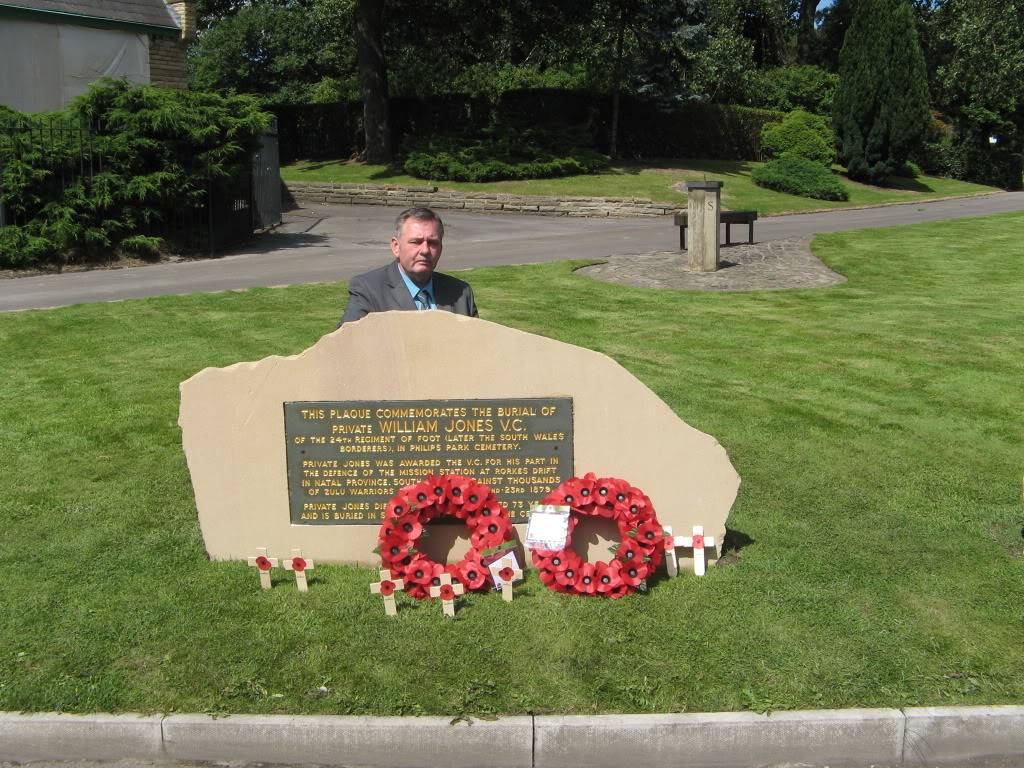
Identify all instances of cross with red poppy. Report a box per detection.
[663,525,680,577]
[428,572,465,617]
[495,555,523,603]
[370,568,405,616]
[282,548,315,592]
[678,525,716,576]
[246,547,278,590]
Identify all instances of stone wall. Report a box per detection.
[284,181,677,218]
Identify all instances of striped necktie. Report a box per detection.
[414,288,431,310]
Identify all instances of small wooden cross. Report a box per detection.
[678,525,716,576]
[428,572,464,617]
[247,547,278,590]
[282,548,315,592]
[495,555,523,602]
[370,569,405,616]
[663,525,680,577]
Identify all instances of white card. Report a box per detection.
[525,505,571,551]
[488,552,522,590]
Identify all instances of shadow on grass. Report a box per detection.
[872,175,936,193]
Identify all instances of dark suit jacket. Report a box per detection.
[339,261,478,326]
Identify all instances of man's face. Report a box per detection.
[391,218,442,286]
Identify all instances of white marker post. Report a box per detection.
[370,569,405,616]
[496,555,523,602]
[283,548,315,592]
[663,525,680,577]
[429,573,465,617]
[678,525,716,576]
[247,547,278,590]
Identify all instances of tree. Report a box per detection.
[795,0,817,63]
[933,0,1024,188]
[188,1,341,104]
[832,0,930,181]
[353,0,389,162]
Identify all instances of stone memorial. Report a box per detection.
[685,180,723,272]
[179,311,740,565]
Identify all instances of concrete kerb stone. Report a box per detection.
[0,712,164,762]
[161,713,534,768]
[2,707,1023,766]
[903,706,1024,765]
[533,710,906,768]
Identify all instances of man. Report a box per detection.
[338,207,478,326]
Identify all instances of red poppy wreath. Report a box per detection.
[532,473,667,599]
[377,474,515,599]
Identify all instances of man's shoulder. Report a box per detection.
[350,262,397,288]
[433,270,472,292]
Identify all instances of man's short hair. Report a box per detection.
[394,207,444,239]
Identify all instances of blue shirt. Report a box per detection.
[397,264,436,310]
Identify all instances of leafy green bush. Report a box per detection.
[402,127,608,182]
[752,157,849,201]
[743,66,839,115]
[760,110,836,167]
[0,80,269,269]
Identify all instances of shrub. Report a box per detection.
[742,66,839,115]
[752,157,849,200]
[760,110,836,167]
[0,80,269,269]
[402,127,608,182]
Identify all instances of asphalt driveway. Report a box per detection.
[1,191,1022,312]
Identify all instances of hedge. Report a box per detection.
[0,81,269,269]
[273,90,784,164]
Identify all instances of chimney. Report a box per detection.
[168,1,197,41]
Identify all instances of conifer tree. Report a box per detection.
[832,0,930,181]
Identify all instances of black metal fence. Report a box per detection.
[0,116,280,254]
[0,116,105,228]
[252,119,282,230]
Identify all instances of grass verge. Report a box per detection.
[0,213,1022,715]
[281,158,998,216]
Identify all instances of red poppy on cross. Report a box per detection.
[495,555,523,602]
[282,548,315,592]
[677,525,717,576]
[429,572,465,617]
[246,547,278,590]
[370,568,405,616]
[663,525,680,577]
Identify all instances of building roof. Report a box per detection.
[0,0,181,35]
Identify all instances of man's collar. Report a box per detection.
[396,262,435,301]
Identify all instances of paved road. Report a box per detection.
[1,192,1022,312]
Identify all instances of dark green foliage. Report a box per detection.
[760,109,836,167]
[274,93,783,165]
[189,0,343,105]
[933,0,1024,190]
[832,0,931,182]
[403,128,608,182]
[752,156,849,200]
[0,81,269,269]
[742,65,839,115]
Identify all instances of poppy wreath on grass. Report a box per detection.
[532,473,667,599]
[376,474,515,600]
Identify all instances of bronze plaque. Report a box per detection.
[284,398,573,524]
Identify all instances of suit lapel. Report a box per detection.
[433,274,455,312]
[386,261,418,311]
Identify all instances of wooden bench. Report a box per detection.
[674,210,758,250]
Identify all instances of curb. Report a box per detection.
[1,706,1022,767]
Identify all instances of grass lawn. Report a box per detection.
[281,158,999,216]
[1,212,1022,716]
